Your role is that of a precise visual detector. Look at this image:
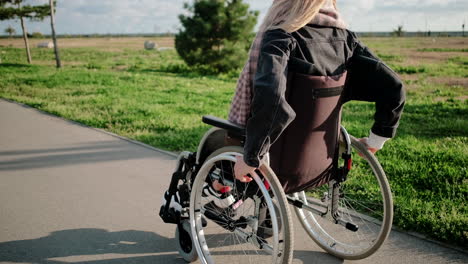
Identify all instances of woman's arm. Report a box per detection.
[243,29,297,167]
[345,40,406,145]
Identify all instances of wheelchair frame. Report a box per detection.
[159,115,393,263]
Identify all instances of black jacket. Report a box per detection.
[243,25,406,167]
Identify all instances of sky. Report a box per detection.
[0,0,467,35]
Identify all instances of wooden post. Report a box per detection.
[49,0,61,68]
[19,15,32,64]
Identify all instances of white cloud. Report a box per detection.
[0,0,466,35]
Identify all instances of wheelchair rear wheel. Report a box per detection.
[190,146,293,264]
[294,136,393,260]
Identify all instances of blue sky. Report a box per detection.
[1,0,467,35]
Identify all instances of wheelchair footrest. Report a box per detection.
[159,190,188,225]
[159,205,181,224]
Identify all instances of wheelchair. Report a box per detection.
[160,115,393,263]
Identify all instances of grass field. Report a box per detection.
[0,36,467,247]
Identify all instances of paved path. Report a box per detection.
[0,99,466,264]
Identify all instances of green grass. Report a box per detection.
[392,65,427,74]
[418,48,468,52]
[0,48,234,151]
[0,37,467,247]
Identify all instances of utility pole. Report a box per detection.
[49,0,61,68]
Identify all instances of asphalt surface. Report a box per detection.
[0,99,466,264]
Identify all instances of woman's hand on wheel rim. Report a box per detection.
[358,138,379,155]
[234,156,256,183]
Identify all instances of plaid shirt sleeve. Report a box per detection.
[228,60,251,126]
[228,33,264,126]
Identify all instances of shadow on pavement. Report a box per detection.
[293,250,344,264]
[0,140,173,171]
[0,228,185,264]
[0,141,127,157]
[0,227,348,264]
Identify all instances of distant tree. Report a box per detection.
[0,0,51,64]
[31,31,43,38]
[4,25,15,37]
[176,0,258,73]
[393,25,405,37]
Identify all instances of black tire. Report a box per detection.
[175,220,198,263]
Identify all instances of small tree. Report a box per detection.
[0,0,51,64]
[393,25,405,37]
[175,0,258,73]
[4,25,15,37]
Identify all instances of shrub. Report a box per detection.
[175,0,258,73]
[30,32,44,38]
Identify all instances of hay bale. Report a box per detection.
[37,42,54,48]
[144,41,157,50]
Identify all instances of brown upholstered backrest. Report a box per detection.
[270,72,347,194]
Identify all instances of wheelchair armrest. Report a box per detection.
[202,115,246,138]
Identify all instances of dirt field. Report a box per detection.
[1,36,465,61]
[362,37,466,64]
[0,37,174,51]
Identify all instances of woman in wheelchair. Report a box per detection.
[160,0,405,263]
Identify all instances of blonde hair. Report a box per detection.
[259,0,336,33]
